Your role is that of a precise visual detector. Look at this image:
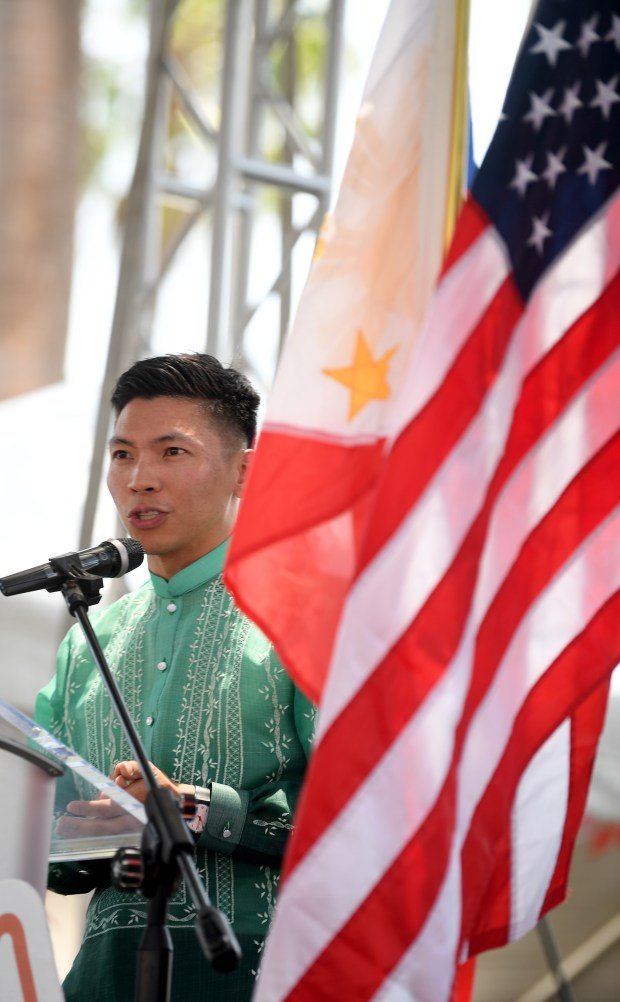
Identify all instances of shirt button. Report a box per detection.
[146,715,154,726]
[222,828,231,839]
[166,602,177,613]
[157,660,167,671]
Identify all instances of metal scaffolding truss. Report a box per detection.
[80,0,346,548]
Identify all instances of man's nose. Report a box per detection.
[128,459,160,493]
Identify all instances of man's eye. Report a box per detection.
[111,450,130,460]
[166,447,186,456]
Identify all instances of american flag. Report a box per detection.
[226,1,620,999]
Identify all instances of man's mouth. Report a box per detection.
[128,508,168,525]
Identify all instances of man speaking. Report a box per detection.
[35,353,315,1001]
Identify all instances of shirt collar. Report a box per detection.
[149,538,230,598]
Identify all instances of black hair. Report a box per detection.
[110,353,260,448]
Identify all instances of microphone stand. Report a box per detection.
[52,556,241,1002]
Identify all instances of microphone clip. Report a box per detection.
[49,553,104,614]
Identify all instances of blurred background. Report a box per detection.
[0,1,617,997]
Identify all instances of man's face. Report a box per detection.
[107,395,249,579]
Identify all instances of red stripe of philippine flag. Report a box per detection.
[226,1,620,1000]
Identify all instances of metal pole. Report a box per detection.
[229,0,268,363]
[206,0,251,360]
[536,917,577,1002]
[321,0,346,189]
[79,0,176,550]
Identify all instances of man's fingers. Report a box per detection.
[111,760,153,788]
[57,813,142,838]
[59,796,143,836]
[119,779,148,804]
[66,798,124,818]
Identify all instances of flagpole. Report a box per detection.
[535,917,577,1002]
[443,0,471,250]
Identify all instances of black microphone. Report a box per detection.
[0,538,145,597]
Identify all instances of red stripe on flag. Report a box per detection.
[463,434,620,724]
[463,817,513,957]
[441,197,491,277]
[463,599,619,954]
[451,958,477,1002]
[284,771,458,1002]
[540,679,611,916]
[494,270,619,473]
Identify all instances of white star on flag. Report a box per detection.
[605,12,620,51]
[509,155,538,196]
[558,82,583,123]
[577,14,600,57]
[529,20,572,66]
[527,212,552,254]
[542,147,567,188]
[578,141,612,184]
[590,74,620,120]
[523,87,556,130]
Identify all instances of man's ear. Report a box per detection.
[233,448,254,499]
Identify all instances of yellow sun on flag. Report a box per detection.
[323,330,397,420]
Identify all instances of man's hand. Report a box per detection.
[111,760,194,804]
[56,796,142,839]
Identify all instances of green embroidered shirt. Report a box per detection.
[35,540,315,1001]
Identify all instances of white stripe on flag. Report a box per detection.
[458,510,620,837]
[509,720,571,941]
[388,227,508,435]
[473,348,620,625]
[370,842,463,1002]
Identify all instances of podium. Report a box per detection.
[0,698,146,866]
[0,735,63,898]
[0,684,240,998]
[0,703,67,1000]
[0,699,147,1000]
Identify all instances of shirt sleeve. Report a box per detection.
[35,629,112,895]
[34,627,74,738]
[196,683,316,865]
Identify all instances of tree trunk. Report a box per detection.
[0,0,80,399]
